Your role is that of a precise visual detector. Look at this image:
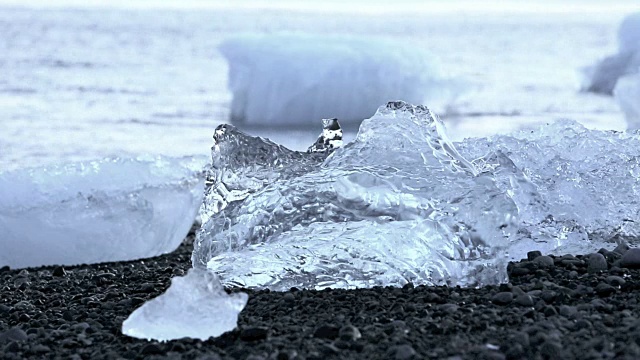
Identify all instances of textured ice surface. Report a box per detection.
[0,156,205,268]
[195,101,517,290]
[458,119,640,258]
[583,12,640,95]
[122,268,247,341]
[615,74,640,129]
[219,34,463,125]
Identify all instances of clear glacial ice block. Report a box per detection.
[194,101,517,290]
[458,119,640,257]
[0,156,205,268]
[122,268,248,341]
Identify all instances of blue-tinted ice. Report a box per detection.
[194,101,517,290]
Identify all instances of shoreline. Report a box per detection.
[1,234,639,359]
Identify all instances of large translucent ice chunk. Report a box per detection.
[195,101,517,290]
[219,34,463,125]
[122,268,248,341]
[0,156,205,268]
[458,120,640,257]
[615,74,640,129]
[582,12,640,95]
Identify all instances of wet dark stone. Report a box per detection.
[543,306,557,316]
[527,251,542,261]
[338,325,361,341]
[283,293,295,304]
[613,243,630,255]
[313,325,340,340]
[52,266,66,277]
[0,327,28,342]
[605,275,626,286]
[3,341,20,353]
[240,326,269,341]
[515,294,534,307]
[620,248,640,268]
[492,292,513,305]
[532,256,554,268]
[595,283,616,297]
[139,343,163,355]
[587,253,608,273]
[386,344,416,360]
[62,310,74,322]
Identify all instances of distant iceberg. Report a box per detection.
[614,73,640,129]
[219,34,464,126]
[0,156,205,269]
[583,12,640,95]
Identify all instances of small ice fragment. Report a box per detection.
[122,268,247,341]
[219,33,463,125]
[614,74,640,129]
[0,156,205,269]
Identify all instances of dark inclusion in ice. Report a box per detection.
[307,118,343,154]
[194,101,517,290]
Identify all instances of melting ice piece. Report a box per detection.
[122,268,248,341]
[219,33,464,125]
[0,156,205,268]
[195,101,517,290]
[458,119,640,257]
[582,12,640,95]
[198,119,340,225]
[615,74,640,129]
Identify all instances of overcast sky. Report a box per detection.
[1,0,638,14]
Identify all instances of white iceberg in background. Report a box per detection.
[0,156,206,269]
[582,12,640,95]
[194,101,517,290]
[459,119,640,257]
[219,33,464,126]
[614,74,640,129]
[122,268,247,341]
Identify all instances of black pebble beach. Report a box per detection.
[2,230,640,360]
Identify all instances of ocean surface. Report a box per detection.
[0,5,634,172]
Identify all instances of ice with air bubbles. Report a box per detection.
[0,156,205,269]
[194,101,517,290]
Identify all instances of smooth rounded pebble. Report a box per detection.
[620,248,640,268]
[587,253,608,273]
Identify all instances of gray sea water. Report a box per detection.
[0,5,633,172]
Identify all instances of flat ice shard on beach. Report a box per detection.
[0,156,205,268]
[219,34,463,125]
[194,101,517,290]
[582,12,640,95]
[122,268,247,341]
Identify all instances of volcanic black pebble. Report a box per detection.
[2,232,640,359]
